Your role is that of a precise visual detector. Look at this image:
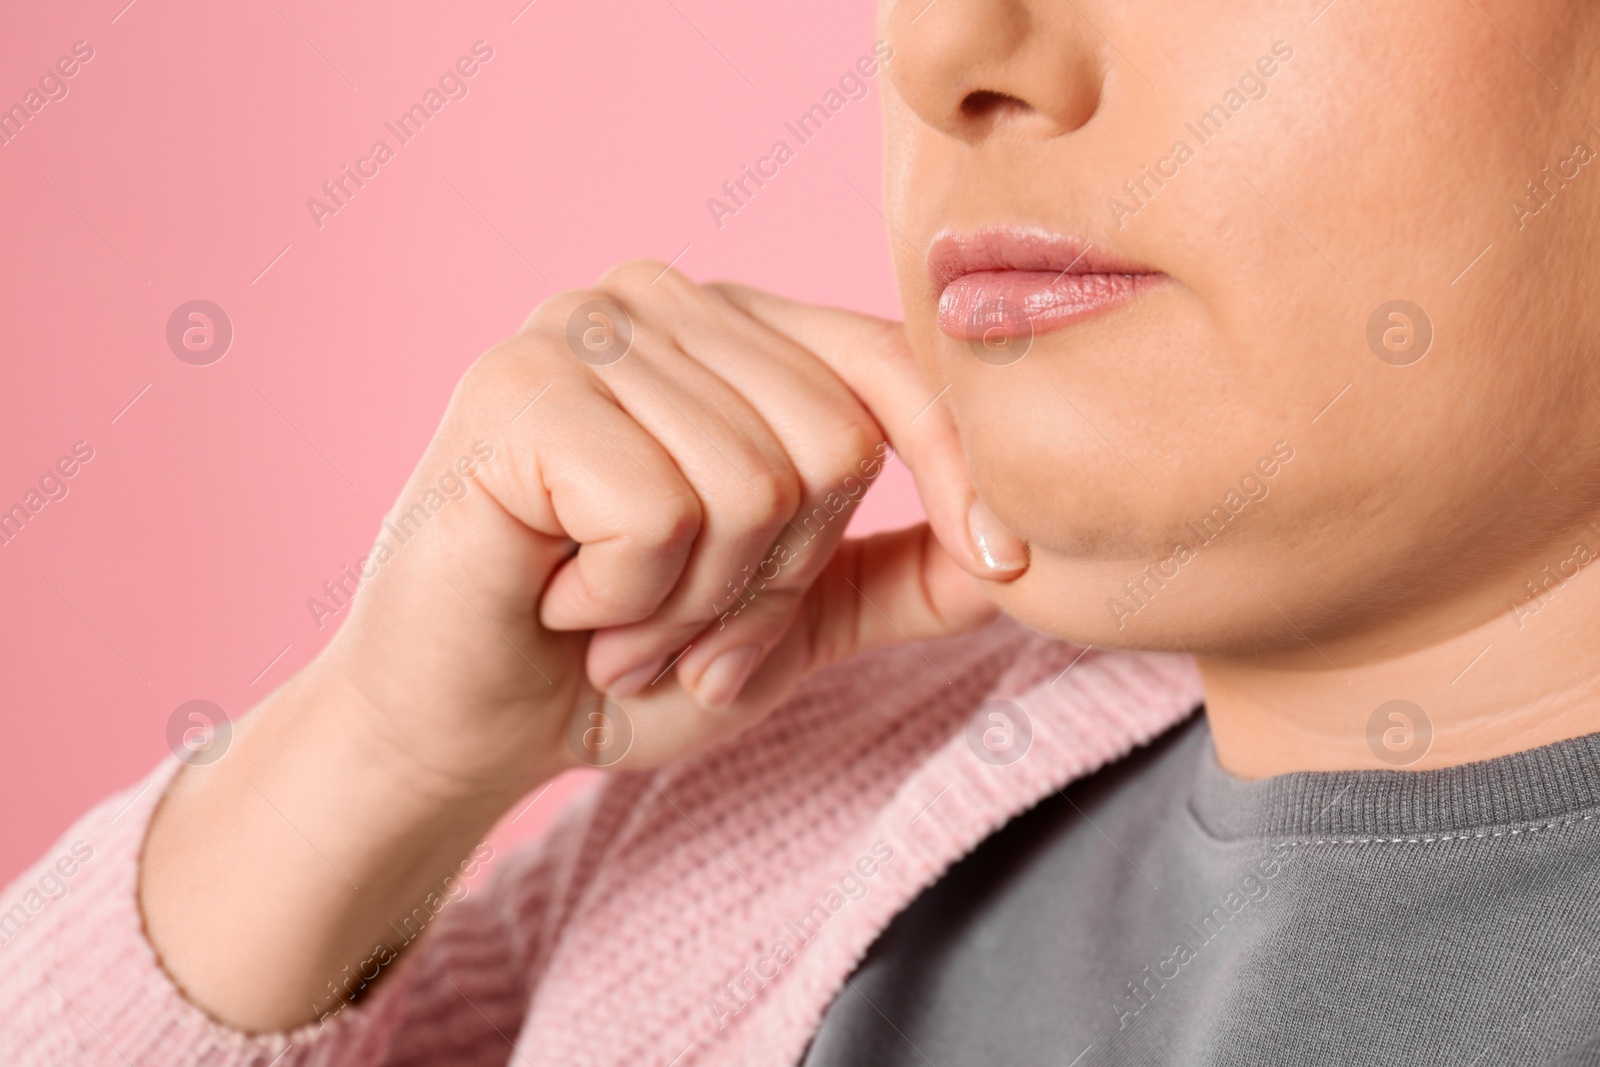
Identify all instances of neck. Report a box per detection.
[1199,533,1600,779]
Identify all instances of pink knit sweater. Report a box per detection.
[1,617,1201,1066]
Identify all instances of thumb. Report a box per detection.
[805,525,1000,674]
[709,282,1029,581]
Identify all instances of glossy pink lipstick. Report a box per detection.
[929,226,1165,343]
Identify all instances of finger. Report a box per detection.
[678,523,999,718]
[584,284,890,701]
[707,283,1030,582]
[803,523,1000,671]
[594,522,998,769]
[563,313,807,688]
[460,346,704,631]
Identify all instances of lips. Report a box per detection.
[929,226,1165,342]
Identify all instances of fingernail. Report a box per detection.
[694,644,762,711]
[607,656,666,698]
[967,498,1027,573]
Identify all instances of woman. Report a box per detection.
[8,1,1600,1063]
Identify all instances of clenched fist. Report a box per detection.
[141,261,1028,1030]
[324,261,1026,792]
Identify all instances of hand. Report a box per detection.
[140,261,1028,1030]
[323,261,1028,796]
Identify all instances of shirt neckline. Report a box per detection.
[1188,713,1600,842]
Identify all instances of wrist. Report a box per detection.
[297,643,571,811]
[141,657,558,1030]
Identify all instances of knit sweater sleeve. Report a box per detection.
[0,756,607,1067]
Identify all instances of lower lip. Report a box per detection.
[937,270,1165,341]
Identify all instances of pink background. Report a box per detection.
[0,0,924,884]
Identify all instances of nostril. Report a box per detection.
[960,89,1030,121]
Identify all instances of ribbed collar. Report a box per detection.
[1190,718,1600,842]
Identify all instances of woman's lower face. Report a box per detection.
[875,0,1600,774]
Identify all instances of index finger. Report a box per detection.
[707,282,1028,581]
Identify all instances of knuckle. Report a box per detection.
[459,344,535,410]
[700,280,748,310]
[866,314,913,361]
[821,418,886,477]
[731,463,803,528]
[794,416,885,500]
[519,287,607,335]
[633,492,702,556]
[595,258,676,294]
[515,288,639,370]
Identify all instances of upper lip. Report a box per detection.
[926,225,1160,288]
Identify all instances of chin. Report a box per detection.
[981,535,1310,659]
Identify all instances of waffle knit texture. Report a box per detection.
[0,616,1201,1066]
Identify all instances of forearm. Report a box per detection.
[139,658,553,1033]
[131,274,1001,1038]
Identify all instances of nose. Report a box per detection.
[883,0,1106,143]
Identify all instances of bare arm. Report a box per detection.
[138,265,1023,1031]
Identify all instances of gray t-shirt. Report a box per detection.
[802,710,1600,1066]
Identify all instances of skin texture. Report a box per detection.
[878,0,1600,774]
[141,0,1600,1034]
[141,274,1014,1031]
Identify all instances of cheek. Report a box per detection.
[885,1,1600,652]
[954,367,1144,556]
[939,283,1327,557]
